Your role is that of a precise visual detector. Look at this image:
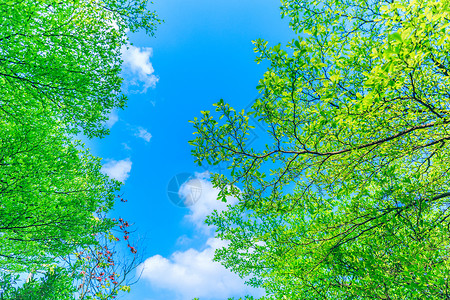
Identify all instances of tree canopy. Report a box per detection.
[1,0,158,138]
[0,115,117,272]
[191,0,450,298]
[0,0,159,297]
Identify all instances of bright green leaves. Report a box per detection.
[0,267,76,300]
[0,114,120,273]
[191,0,450,298]
[0,0,159,138]
[0,0,159,297]
[390,32,402,43]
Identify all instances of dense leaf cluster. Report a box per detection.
[191,0,450,298]
[0,0,159,298]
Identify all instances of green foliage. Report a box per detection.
[0,114,118,273]
[0,0,159,298]
[0,0,160,138]
[191,0,450,298]
[0,268,76,300]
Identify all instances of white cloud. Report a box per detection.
[180,172,238,232]
[135,127,152,142]
[101,158,132,183]
[139,172,263,299]
[121,44,159,93]
[105,110,119,128]
[122,143,131,151]
[139,238,263,300]
[176,235,193,246]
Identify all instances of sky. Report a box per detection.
[90,1,294,299]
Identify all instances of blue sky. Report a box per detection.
[90,1,294,299]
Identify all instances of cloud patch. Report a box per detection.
[105,110,119,128]
[139,172,263,299]
[121,44,158,93]
[101,158,132,183]
[122,143,132,151]
[135,127,152,142]
[139,238,263,300]
[179,172,238,232]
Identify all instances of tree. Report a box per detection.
[0,0,160,297]
[0,267,76,300]
[66,214,144,300]
[0,0,159,138]
[191,0,450,298]
[0,208,143,300]
[0,115,118,273]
